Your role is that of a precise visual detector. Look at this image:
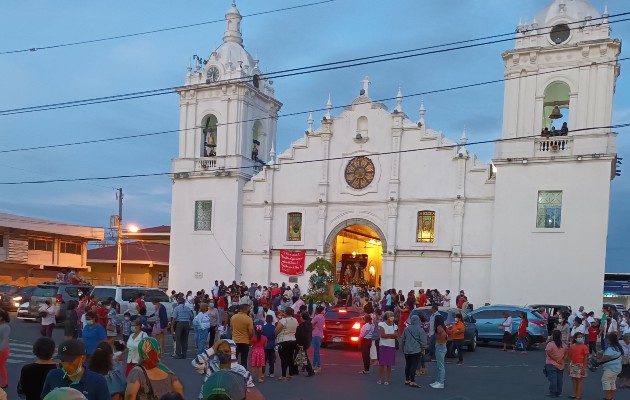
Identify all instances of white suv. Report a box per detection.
[89,286,173,322]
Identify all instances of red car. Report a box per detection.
[321,307,364,349]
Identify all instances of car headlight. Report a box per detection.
[12,296,22,301]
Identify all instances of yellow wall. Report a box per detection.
[334,235,382,286]
[83,262,168,288]
[0,263,58,286]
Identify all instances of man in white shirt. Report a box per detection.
[291,296,305,313]
[500,311,514,352]
[443,290,451,307]
[211,281,220,300]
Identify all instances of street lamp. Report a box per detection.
[128,225,139,233]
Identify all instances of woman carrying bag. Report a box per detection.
[359,314,376,374]
[275,307,299,381]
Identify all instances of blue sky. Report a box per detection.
[1,0,628,272]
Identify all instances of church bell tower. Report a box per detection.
[169,3,282,291]
[490,0,621,312]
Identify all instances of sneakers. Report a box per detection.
[430,382,444,389]
[269,374,274,378]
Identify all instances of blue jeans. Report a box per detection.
[196,328,209,355]
[435,343,447,384]
[312,336,322,368]
[545,364,563,396]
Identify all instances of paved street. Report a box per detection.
[5,315,626,399]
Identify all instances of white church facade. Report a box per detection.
[169,0,621,312]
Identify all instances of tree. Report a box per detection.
[306,258,335,303]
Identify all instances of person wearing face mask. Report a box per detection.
[39,299,57,338]
[81,311,107,359]
[451,313,466,365]
[377,311,399,385]
[207,301,220,347]
[125,337,183,399]
[557,312,571,345]
[150,299,168,352]
[121,312,132,343]
[125,319,148,376]
[191,339,255,400]
[568,332,589,399]
[41,339,110,400]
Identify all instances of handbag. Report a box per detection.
[294,345,308,367]
[138,366,159,400]
[370,341,377,359]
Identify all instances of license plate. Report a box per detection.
[333,337,342,343]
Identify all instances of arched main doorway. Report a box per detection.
[325,219,385,289]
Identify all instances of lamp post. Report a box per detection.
[116,188,123,285]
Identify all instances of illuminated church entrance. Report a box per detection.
[331,224,383,288]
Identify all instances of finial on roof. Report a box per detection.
[307,111,314,133]
[325,95,332,120]
[395,85,403,113]
[418,98,426,127]
[361,76,370,97]
[269,143,276,165]
[460,126,468,145]
[223,2,243,46]
[603,3,609,18]
[559,0,566,14]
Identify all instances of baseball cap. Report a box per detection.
[44,387,87,400]
[58,339,85,362]
[202,370,247,400]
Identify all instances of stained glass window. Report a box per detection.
[194,200,213,231]
[417,211,435,243]
[536,191,562,228]
[287,212,302,241]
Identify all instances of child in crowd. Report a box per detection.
[587,320,599,354]
[112,340,127,378]
[250,325,268,383]
[262,314,276,378]
[121,312,132,342]
[568,332,589,400]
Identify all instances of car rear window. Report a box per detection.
[0,285,19,293]
[33,286,58,297]
[325,310,361,320]
[143,290,169,303]
[91,288,116,301]
[531,311,544,319]
[65,286,91,299]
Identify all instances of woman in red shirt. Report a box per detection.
[517,312,528,354]
[568,332,589,399]
[418,290,427,307]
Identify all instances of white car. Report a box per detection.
[17,301,36,321]
[89,286,173,322]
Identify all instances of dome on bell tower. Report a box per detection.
[534,0,600,26]
[211,2,256,74]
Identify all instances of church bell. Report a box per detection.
[549,106,563,120]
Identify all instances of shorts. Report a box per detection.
[601,369,619,391]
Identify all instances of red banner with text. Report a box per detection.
[279,250,306,276]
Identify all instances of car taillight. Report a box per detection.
[338,309,347,313]
[531,320,545,327]
[352,322,361,330]
[350,337,359,342]
[56,294,63,303]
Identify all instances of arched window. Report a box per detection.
[416,211,435,243]
[252,121,263,162]
[542,82,570,134]
[356,116,368,139]
[202,115,218,157]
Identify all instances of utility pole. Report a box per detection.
[116,188,123,285]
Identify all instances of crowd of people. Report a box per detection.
[543,305,630,399]
[0,277,627,399]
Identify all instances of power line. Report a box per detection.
[0,0,336,55]
[0,122,626,185]
[1,55,627,155]
[1,12,627,116]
